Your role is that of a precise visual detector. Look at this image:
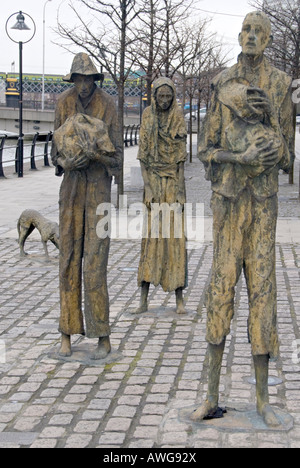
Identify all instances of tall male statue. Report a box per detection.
[51,53,122,359]
[192,12,294,426]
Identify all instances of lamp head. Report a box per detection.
[11,11,31,31]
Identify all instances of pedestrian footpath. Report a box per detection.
[0,142,299,448]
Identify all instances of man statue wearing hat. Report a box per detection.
[192,12,294,426]
[51,53,122,359]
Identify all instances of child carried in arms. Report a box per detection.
[220,77,282,179]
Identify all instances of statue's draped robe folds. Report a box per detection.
[198,54,294,358]
[137,78,188,293]
[51,86,122,337]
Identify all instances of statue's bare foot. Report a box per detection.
[59,333,72,357]
[259,404,281,428]
[92,336,111,360]
[176,303,186,315]
[190,400,218,422]
[131,303,148,315]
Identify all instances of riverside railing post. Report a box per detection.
[44,131,52,167]
[30,133,39,170]
[0,136,7,178]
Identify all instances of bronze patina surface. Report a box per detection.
[192,11,295,428]
[51,53,123,360]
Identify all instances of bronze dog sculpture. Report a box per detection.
[17,209,59,258]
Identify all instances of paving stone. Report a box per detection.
[105,417,132,432]
[98,432,126,445]
[0,432,39,446]
[48,414,73,426]
[74,420,100,433]
[65,434,92,448]
[112,405,137,418]
[39,427,66,439]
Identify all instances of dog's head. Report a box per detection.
[50,224,60,249]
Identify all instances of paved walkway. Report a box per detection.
[0,140,299,448]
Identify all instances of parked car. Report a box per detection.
[184,107,206,121]
[184,111,197,121]
[199,108,207,120]
[296,115,300,125]
[184,103,198,112]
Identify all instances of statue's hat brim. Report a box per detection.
[63,52,104,83]
[63,72,104,83]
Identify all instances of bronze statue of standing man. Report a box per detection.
[192,12,294,426]
[51,53,122,360]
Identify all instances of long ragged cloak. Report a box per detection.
[137,78,188,292]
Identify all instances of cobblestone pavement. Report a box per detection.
[0,239,299,447]
[0,142,299,448]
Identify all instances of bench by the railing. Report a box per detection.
[0,124,140,178]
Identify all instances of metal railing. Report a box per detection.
[0,132,52,178]
[124,124,140,148]
[0,125,140,178]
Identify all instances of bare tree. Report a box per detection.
[128,0,165,106]
[55,0,230,186]
[251,0,299,184]
[252,0,300,79]
[130,6,229,160]
[129,0,194,106]
[158,0,195,78]
[56,0,141,197]
[174,21,228,161]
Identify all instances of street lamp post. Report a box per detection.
[5,11,36,178]
[42,0,52,111]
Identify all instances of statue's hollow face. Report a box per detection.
[239,13,272,57]
[156,85,174,111]
[73,74,95,99]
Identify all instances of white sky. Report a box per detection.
[0,0,253,76]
